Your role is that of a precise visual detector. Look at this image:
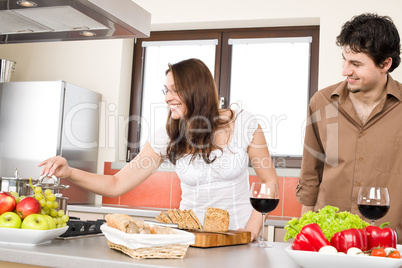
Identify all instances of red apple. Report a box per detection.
[16,197,41,219]
[0,192,17,215]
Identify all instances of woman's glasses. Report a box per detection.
[161,86,177,95]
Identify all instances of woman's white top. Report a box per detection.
[150,110,259,230]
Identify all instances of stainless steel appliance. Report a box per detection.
[0,0,151,44]
[0,80,101,204]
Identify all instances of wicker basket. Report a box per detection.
[107,240,189,259]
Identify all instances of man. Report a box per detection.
[296,13,402,243]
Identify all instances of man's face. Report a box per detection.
[341,46,388,94]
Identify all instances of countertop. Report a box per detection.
[67,204,295,228]
[0,235,301,268]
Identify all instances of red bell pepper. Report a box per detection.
[330,228,367,253]
[291,223,331,251]
[365,222,397,250]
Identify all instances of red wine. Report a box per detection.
[250,198,279,213]
[358,204,390,220]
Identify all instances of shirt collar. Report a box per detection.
[331,74,402,103]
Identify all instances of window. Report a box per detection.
[139,39,217,149]
[229,37,312,157]
[128,26,319,168]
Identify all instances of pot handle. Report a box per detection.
[38,174,60,186]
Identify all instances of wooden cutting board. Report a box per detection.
[189,230,251,248]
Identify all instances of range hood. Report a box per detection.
[0,0,151,43]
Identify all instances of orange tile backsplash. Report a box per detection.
[102,162,302,217]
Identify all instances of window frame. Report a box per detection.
[127,26,320,168]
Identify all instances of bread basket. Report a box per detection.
[100,224,195,259]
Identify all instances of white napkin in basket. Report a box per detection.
[100,224,195,249]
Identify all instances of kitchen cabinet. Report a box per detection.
[266,216,295,243]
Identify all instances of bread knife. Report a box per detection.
[144,220,237,235]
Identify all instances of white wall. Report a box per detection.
[1,0,402,174]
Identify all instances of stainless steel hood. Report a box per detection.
[0,0,151,43]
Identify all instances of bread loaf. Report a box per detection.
[105,214,175,234]
[203,207,229,233]
[156,209,202,231]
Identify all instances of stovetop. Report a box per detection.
[58,217,106,239]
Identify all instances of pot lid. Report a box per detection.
[33,174,70,190]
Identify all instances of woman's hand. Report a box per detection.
[237,228,260,242]
[38,156,72,179]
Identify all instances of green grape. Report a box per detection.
[19,195,26,200]
[9,191,19,198]
[47,194,56,202]
[42,207,50,215]
[44,189,52,196]
[61,222,67,227]
[34,193,44,201]
[57,217,63,225]
[61,215,69,223]
[56,223,62,228]
[50,209,58,217]
[57,210,65,217]
[34,187,42,194]
[39,199,46,207]
[53,201,59,209]
[41,209,47,215]
[46,200,54,208]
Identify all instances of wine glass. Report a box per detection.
[250,182,280,248]
[357,187,390,226]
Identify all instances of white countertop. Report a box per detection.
[67,204,162,218]
[0,235,301,268]
[67,204,295,228]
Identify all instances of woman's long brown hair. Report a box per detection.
[165,58,234,164]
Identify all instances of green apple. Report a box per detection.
[21,214,50,230]
[0,212,22,228]
[43,215,56,229]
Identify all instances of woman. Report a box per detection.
[39,58,278,241]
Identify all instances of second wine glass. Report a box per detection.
[250,182,280,248]
[357,186,390,226]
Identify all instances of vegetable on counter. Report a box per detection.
[284,205,370,241]
[365,222,397,250]
[330,228,368,253]
[291,223,331,252]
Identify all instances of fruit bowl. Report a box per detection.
[0,226,68,246]
[285,244,402,268]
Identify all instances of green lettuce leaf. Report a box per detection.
[284,205,370,241]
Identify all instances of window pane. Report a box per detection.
[140,41,216,149]
[229,39,310,157]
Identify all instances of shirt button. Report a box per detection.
[359,157,363,161]
[360,131,366,136]
[356,182,361,186]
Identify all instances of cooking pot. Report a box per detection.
[0,59,16,82]
[56,194,69,213]
[0,169,39,196]
[35,175,70,214]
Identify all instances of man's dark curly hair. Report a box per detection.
[336,13,401,73]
